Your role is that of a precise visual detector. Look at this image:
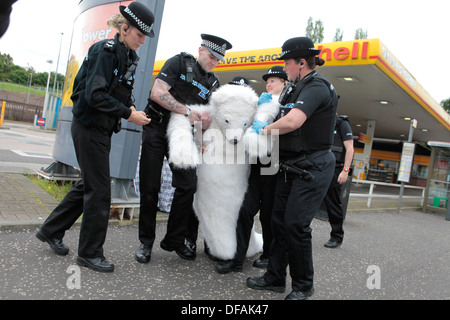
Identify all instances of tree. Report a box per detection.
[0,52,14,81]
[306,17,314,40]
[334,28,344,42]
[9,65,29,84]
[441,98,450,113]
[306,17,324,43]
[355,28,368,39]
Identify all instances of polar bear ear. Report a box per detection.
[209,89,225,108]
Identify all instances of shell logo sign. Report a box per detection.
[152,39,379,76]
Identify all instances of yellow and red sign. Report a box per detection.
[61,1,133,107]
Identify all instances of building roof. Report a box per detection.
[153,39,450,143]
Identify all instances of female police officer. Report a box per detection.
[246,37,338,299]
[36,2,153,273]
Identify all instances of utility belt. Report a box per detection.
[280,149,331,181]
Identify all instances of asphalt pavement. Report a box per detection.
[1,120,449,303]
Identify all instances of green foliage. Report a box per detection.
[355,28,368,40]
[441,98,450,113]
[306,17,324,43]
[334,28,344,42]
[0,52,64,87]
[25,174,73,202]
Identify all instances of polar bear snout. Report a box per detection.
[225,128,244,145]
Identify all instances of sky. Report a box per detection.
[1,0,449,104]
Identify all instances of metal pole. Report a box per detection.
[27,71,33,104]
[42,60,53,122]
[52,33,64,96]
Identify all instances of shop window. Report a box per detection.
[427,150,450,209]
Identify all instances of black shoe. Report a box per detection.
[76,256,115,273]
[324,239,342,248]
[36,230,69,256]
[135,243,152,263]
[285,287,314,300]
[246,276,285,293]
[185,239,197,253]
[215,260,243,274]
[253,257,269,269]
[160,239,196,260]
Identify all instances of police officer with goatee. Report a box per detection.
[135,34,232,263]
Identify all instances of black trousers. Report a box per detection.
[322,166,345,242]
[39,116,115,258]
[139,121,198,248]
[234,163,276,263]
[265,151,335,291]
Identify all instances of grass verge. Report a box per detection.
[24,174,73,202]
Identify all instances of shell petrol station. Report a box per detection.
[152,39,450,214]
[55,1,449,216]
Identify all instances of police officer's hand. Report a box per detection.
[258,92,272,106]
[128,106,151,125]
[187,109,201,125]
[337,170,349,185]
[200,111,212,130]
[251,119,269,134]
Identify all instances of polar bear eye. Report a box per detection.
[225,119,229,123]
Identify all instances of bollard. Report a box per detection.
[0,101,5,126]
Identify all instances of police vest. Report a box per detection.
[277,73,338,156]
[154,52,219,117]
[331,116,350,163]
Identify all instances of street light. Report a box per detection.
[52,32,64,96]
[42,59,53,123]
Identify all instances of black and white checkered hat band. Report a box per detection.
[202,40,227,56]
[267,70,282,75]
[124,7,153,34]
[281,48,317,56]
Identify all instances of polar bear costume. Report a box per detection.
[167,84,275,260]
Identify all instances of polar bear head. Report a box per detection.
[208,84,258,145]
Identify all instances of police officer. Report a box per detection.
[36,2,154,272]
[246,37,338,300]
[323,114,354,248]
[135,34,232,263]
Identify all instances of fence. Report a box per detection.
[1,100,43,123]
[350,179,426,208]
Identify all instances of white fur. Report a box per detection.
[167,84,263,260]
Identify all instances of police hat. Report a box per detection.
[228,76,250,86]
[277,37,321,60]
[262,66,287,81]
[120,2,155,37]
[201,34,232,62]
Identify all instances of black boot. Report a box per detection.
[215,260,243,274]
[135,243,152,263]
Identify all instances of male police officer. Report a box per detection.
[323,114,354,248]
[135,34,232,263]
[246,37,338,300]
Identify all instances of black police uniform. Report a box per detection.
[264,71,338,292]
[139,52,219,250]
[38,33,138,259]
[322,115,353,243]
